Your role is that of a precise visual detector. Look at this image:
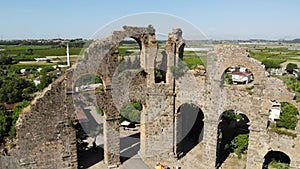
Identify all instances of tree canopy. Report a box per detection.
[286,63,298,74]
[120,101,142,123]
[276,102,298,130]
[0,76,36,103]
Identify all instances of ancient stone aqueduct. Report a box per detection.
[1,26,300,169]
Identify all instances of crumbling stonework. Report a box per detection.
[0,73,77,169]
[1,26,300,169]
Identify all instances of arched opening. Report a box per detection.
[176,103,204,158]
[262,151,291,169]
[155,50,167,83]
[178,43,185,61]
[75,106,105,168]
[222,65,254,85]
[155,40,167,83]
[119,101,143,163]
[267,101,298,137]
[73,74,105,168]
[216,110,250,168]
[117,37,141,73]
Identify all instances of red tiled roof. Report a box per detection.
[4,102,18,110]
[232,72,251,77]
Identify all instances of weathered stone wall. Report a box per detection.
[2,26,300,169]
[0,70,77,169]
[205,45,300,169]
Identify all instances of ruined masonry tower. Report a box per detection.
[1,26,300,169]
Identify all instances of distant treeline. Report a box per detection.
[286,39,300,43]
[0,39,93,48]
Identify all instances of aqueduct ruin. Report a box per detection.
[1,26,300,169]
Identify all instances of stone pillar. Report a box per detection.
[139,34,157,85]
[174,111,182,156]
[164,28,185,85]
[139,108,147,157]
[203,119,218,168]
[245,130,265,169]
[103,118,120,165]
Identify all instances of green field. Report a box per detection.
[0,45,82,61]
[118,44,140,56]
[249,47,300,68]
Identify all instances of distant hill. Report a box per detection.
[283,39,300,43]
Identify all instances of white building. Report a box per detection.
[232,72,252,84]
[33,79,41,86]
[36,67,42,72]
[239,66,247,72]
[293,69,299,78]
[34,58,52,62]
[270,68,285,76]
[20,69,26,74]
[269,102,281,121]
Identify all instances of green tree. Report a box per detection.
[95,76,102,84]
[37,73,56,91]
[25,48,33,55]
[262,59,281,69]
[231,134,249,158]
[0,105,10,142]
[120,101,142,123]
[171,61,188,79]
[0,77,36,103]
[9,101,29,137]
[286,63,298,74]
[0,55,13,65]
[277,102,298,130]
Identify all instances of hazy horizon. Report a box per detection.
[1,0,299,40]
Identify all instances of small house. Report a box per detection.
[270,68,285,76]
[20,69,26,74]
[232,72,252,84]
[239,66,247,72]
[293,69,299,78]
[269,102,281,121]
[33,78,41,86]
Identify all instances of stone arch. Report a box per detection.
[222,102,255,127]
[82,25,157,89]
[175,103,204,158]
[216,110,250,168]
[119,100,143,124]
[219,58,265,85]
[208,46,266,85]
[128,36,142,50]
[262,150,291,169]
[221,65,254,85]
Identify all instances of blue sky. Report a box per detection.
[0,0,299,40]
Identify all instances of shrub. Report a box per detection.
[276,102,298,130]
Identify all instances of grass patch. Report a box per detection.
[249,48,300,69]
[0,45,81,57]
[269,123,297,138]
[269,160,290,169]
[183,57,204,69]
